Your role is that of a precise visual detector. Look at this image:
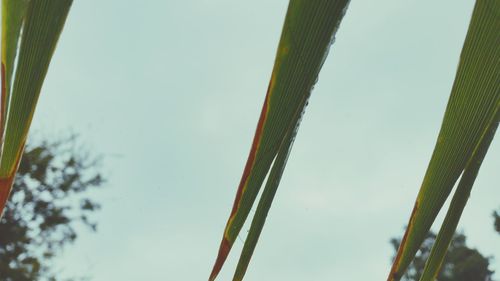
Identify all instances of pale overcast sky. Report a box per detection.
[28,0,498,280]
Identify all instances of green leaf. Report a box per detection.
[418,109,498,281]
[232,92,306,281]
[209,1,350,280]
[388,1,500,280]
[0,0,72,216]
[1,0,29,142]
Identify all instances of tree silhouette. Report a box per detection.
[494,210,500,235]
[391,230,495,281]
[0,139,104,281]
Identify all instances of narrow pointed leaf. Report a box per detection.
[388,1,500,280]
[1,0,29,142]
[209,0,350,280]
[419,110,498,281]
[0,0,72,215]
[233,93,306,281]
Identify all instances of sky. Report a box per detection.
[25,0,499,280]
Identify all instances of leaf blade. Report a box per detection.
[232,90,307,281]
[0,0,73,216]
[209,0,350,279]
[418,109,499,281]
[1,0,29,143]
[388,1,500,279]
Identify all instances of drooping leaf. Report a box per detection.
[209,1,350,280]
[0,0,73,216]
[388,1,500,280]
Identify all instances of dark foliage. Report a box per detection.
[0,139,103,281]
[494,210,500,235]
[391,231,495,281]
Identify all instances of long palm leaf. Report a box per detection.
[209,1,350,280]
[388,1,499,279]
[419,110,498,281]
[1,0,28,139]
[0,0,72,216]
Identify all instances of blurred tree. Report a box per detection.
[390,231,495,281]
[494,210,500,235]
[0,138,104,281]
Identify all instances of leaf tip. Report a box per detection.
[0,175,15,217]
[209,237,232,281]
